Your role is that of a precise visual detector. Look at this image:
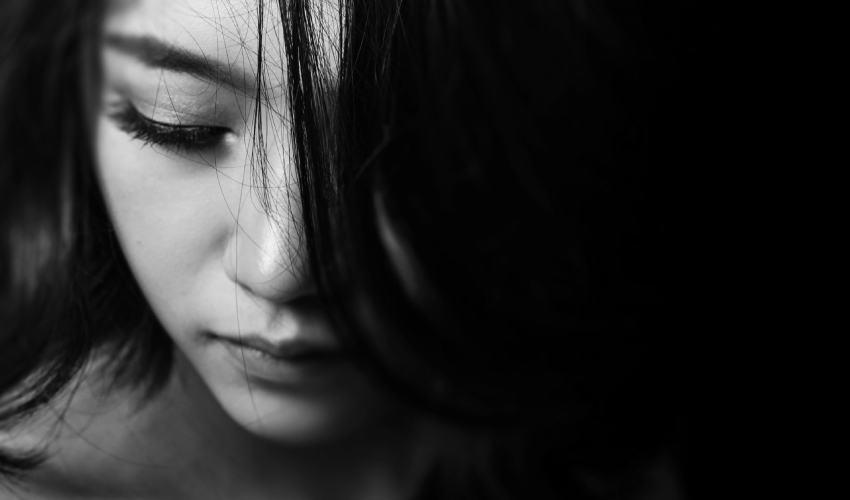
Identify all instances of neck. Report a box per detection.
[12,350,433,500]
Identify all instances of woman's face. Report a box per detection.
[95,0,390,443]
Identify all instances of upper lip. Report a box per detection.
[209,333,339,360]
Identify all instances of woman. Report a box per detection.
[1,0,691,498]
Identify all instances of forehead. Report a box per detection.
[106,0,266,38]
[104,0,284,84]
[105,0,341,88]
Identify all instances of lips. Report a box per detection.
[207,332,340,362]
[203,330,346,389]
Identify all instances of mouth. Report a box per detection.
[201,331,346,388]
[205,332,341,363]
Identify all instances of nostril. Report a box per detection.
[223,207,313,304]
[231,259,315,302]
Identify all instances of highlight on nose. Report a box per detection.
[223,198,313,303]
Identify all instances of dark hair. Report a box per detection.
[284,0,692,496]
[1,0,692,497]
[0,0,172,477]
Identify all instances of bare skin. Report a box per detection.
[1,1,688,498]
[1,351,429,500]
[1,2,434,497]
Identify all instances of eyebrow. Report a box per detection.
[103,33,256,91]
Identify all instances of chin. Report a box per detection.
[171,330,394,445]
[211,374,391,445]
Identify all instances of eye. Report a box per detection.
[107,102,230,152]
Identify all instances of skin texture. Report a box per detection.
[3,356,422,500]
[96,0,390,445]
[0,1,433,499]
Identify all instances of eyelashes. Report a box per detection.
[108,102,230,152]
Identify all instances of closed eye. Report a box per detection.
[108,102,230,152]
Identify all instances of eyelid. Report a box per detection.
[108,101,230,151]
[130,103,226,130]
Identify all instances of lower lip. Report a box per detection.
[215,339,345,389]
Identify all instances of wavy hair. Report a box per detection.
[1,0,691,497]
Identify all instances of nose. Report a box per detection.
[222,190,315,303]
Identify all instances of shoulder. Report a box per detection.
[0,365,156,499]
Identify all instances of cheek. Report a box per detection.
[93,112,396,443]
[93,114,230,321]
